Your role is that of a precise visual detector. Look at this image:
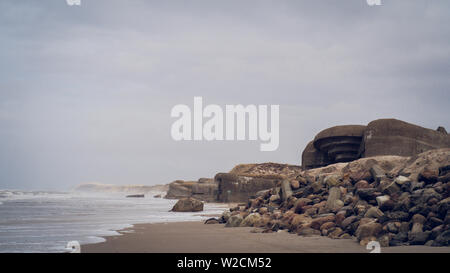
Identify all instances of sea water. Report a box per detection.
[0,190,228,253]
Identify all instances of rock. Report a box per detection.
[221,211,232,223]
[311,182,323,193]
[250,228,264,233]
[356,188,377,201]
[419,167,439,184]
[297,227,321,237]
[324,174,342,188]
[427,217,443,228]
[204,218,220,224]
[385,211,410,222]
[379,199,395,211]
[258,207,268,215]
[364,207,384,219]
[335,211,347,226]
[290,214,312,230]
[343,194,354,205]
[378,234,390,247]
[320,222,336,231]
[255,189,271,198]
[376,195,390,207]
[294,198,312,214]
[433,230,450,246]
[401,149,450,182]
[408,231,431,245]
[269,194,281,204]
[310,214,336,230]
[409,183,424,193]
[420,188,442,204]
[259,215,271,228]
[126,194,145,198]
[438,173,450,183]
[280,180,293,202]
[399,222,410,233]
[328,227,344,239]
[326,187,343,212]
[171,197,204,212]
[390,232,408,246]
[394,176,411,186]
[285,196,297,209]
[437,197,450,218]
[225,214,243,227]
[394,193,411,212]
[382,181,400,195]
[370,164,386,183]
[355,180,370,190]
[355,221,382,242]
[340,233,352,239]
[240,213,262,227]
[386,222,400,233]
[410,214,426,233]
[290,180,300,190]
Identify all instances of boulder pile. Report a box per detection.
[219,149,450,247]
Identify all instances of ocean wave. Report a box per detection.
[0,190,69,202]
[0,192,229,253]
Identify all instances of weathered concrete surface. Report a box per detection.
[302,119,450,170]
[215,163,302,203]
[361,119,450,158]
[302,141,332,170]
[313,125,366,163]
[215,173,279,203]
[165,179,218,202]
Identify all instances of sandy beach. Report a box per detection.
[82,221,450,253]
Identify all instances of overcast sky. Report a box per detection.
[1,0,449,190]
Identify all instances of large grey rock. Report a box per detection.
[225,214,244,227]
[171,197,204,212]
[410,214,426,233]
[280,179,293,202]
[324,174,342,188]
[408,231,431,245]
[326,187,342,212]
[364,206,384,219]
[370,165,386,183]
[355,221,382,241]
[376,195,390,207]
[433,230,450,246]
[240,213,262,227]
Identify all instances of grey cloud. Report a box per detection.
[0,0,449,190]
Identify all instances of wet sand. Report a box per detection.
[82,221,450,253]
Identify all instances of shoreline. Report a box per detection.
[82,221,450,253]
